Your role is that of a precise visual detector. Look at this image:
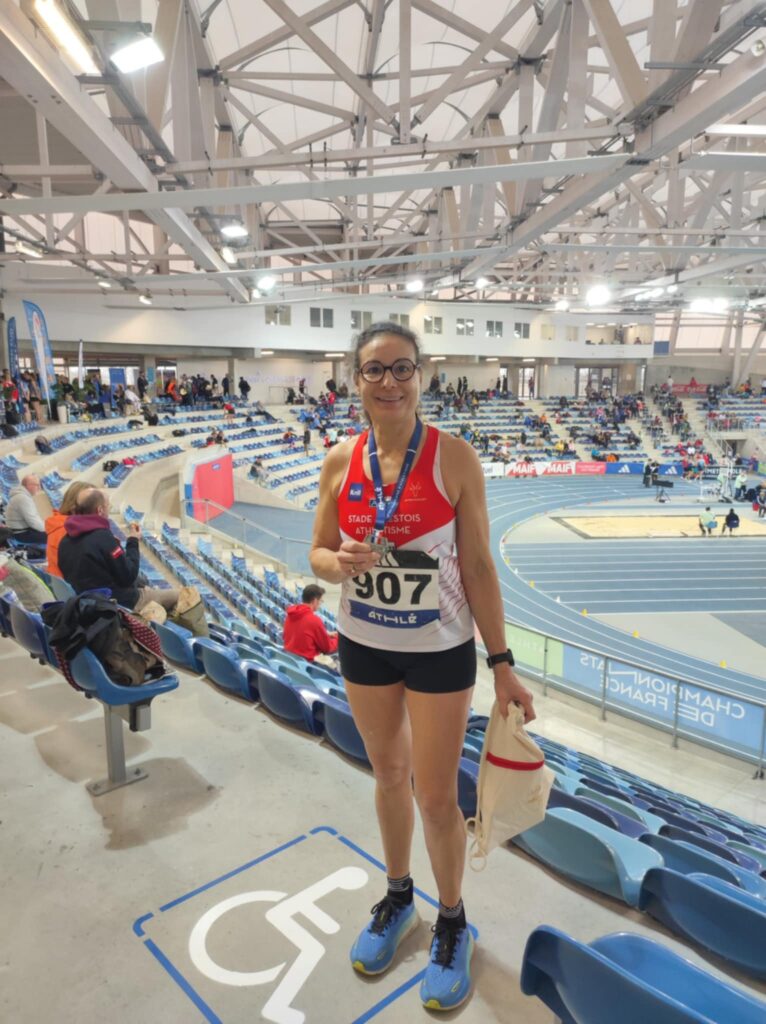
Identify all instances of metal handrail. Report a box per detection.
[186,497,311,547]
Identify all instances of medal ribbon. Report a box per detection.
[368,418,423,537]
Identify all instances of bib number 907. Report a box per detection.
[353,571,430,606]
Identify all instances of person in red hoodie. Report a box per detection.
[283,584,338,661]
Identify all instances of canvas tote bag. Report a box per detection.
[466,703,555,869]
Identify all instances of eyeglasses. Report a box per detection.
[358,359,419,383]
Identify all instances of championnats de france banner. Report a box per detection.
[6,317,19,380]
[22,300,56,400]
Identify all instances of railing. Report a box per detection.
[182,496,766,773]
[504,618,766,775]
[182,497,313,576]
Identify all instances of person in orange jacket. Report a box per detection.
[45,480,90,577]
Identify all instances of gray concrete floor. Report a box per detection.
[2,636,766,1023]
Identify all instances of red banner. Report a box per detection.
[575,461,607,475]
[541,461,577,476]
[505,462,539,477]
[671,384,707,395]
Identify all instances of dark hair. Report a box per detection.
[302,584,326,604]
[353,321,420,369]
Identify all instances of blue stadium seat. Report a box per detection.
[68,647,178,705]
[154,621,205,673]
[458,757,478,818]
[660,825,763,872]
[194,639,256,701]
[640,834,766,896]
[9,604,57,666]
[639,869,766,979]
[521,925,766,1024]
[255,672,325,735]
[513,808,663,907]
[729,842,766,871]
[321,696,371,767]
[575,787,666,833]
[548,789,648,839]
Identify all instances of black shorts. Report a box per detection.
[338,634,476,694]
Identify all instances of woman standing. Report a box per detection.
[310,322,534,1011]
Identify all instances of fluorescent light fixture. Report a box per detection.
[585,284,611,307]
[97,279,111,289]
[139,294,152,306]
[666,283,679,293]
[554,298,569,311]
[221,222,248,239]
[485,357,499,362]
[220,246,236,265]
[706,123,766,136]
[260,350,274,355]
[257,275,276,292]
[15,240,43,258]
[647,287,665,299]
[688,297,729,314]
[324,352,344,358]
[34,0,99,75]
[111,36,164,74]
[522,358,535,363]
[430,356,446,361]
[405,278,424,292]
[475,277,490,289]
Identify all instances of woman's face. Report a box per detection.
[355,333,421,424]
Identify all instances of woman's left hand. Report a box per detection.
[493,665,536,723]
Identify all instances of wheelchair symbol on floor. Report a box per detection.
[188,865,369,1024]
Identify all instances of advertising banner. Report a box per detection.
[575,461,606,475]
[672,384,707,396]
[7,317,19,380]
[561,647,764,757]
[605,461,644,474]
[21,300,56,399]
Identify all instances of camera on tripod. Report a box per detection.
[655,479,673,503]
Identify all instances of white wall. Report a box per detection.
[544,364,576,396]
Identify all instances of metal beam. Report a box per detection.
[582,0,648,109]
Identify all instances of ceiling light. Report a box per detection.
[430,356,446,361]
[221,222,248,239]
[257,275,276,292]
[647,287,665,299]
[585,284,611,307]
[111,36,164,74]
[97,279,111,289]
[34,0,100,75]
[707,122,766,136]
[220,246,236,265]
[666,283,678,293]
[522,358,535,363]
[475,277,490,289]
[485,357,499,362]
[15,240,43,258]
[554,298,569,311]
[688,297,729,314]
[260,350,274,356]
[139,294,152,306]
[324,352,344,358]
[405,278,424,292]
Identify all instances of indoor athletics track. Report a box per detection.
[486,476,766,703]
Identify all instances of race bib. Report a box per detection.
[347,548,440,629]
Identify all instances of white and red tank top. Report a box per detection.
[336,425,474,652]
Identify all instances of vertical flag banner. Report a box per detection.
[78,339,84,388]
[22,300,56,400]
[7,317,19,380]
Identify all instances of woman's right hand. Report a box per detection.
[337,539,380,579]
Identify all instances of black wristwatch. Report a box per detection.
[486,649,515,669]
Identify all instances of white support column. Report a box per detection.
[732,311,745,383]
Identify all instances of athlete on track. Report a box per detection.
[310,322,535,1011]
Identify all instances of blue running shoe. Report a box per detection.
[420,923,474,1011]
[350,897,419,975]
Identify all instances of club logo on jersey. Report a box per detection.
[348,482,363,501]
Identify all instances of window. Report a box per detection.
[457,318,474,337]
[486,320,503,338]
[424,315,443,335]
[310,307,334,328]
[513,321,530,339]
[390,313,410,327]
[351,310,372,331]
[265,304,291,326]
[539,322,554,341]
[566,326,579,342]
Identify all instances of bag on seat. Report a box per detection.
[171,428,187,437]
[466,704,554,869]
[42,594,167,688]
[169,585,209,637]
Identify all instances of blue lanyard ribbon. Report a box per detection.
[368,418,423,535]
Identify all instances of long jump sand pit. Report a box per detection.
[557,515,766,539]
